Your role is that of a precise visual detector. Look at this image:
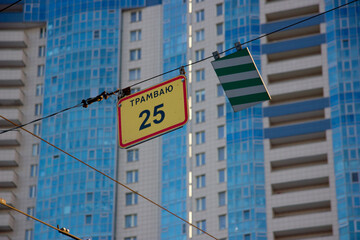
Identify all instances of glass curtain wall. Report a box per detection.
[325,1,360,239]
[161,1,188,240]
[224,0,267,239]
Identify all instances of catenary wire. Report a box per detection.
[128,0,359,88]
[0,198,82,240]
[0,103,82,135]
[0,115,219,240]
[0,0,22,13]
[0,0,357,135]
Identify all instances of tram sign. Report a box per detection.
[117,75,188,148]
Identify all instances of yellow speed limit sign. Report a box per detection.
[117,75,189,148]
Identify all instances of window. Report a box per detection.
[216,3,223,16]
[37,65,44,77]
[196,220,206,234]
[352,172,359,182]
[218,191,226,206]
[130,11,142,22]
[196,197,206,211]
[130,30,141,42]
[126,192,138,206]
[125,214,137,228]
[35,84,43,96]
[218,125,225,139]
[127,149,139,162]
[129,68,141,81]
[38,46,46,57]
[356,220,360,232]
[32,144,39,156]
[126,170,138,184]
[25,229,33,240]
[196,9,204,22]
[195,131,205,145]
[35,103,42,116]
[195,49,205,61]
[130,49,141,61]
[195,29,204,42]
[85,214,92,224]
[218,147,225,161]
[244,234,251,240]
[27,207,34,220]
[219,215,226,230]
[243,210,250,220]
[196,152,205,166]
[196,69,205,82]
[93,30,100,39]
[196,0,204,2]
[39,27,46,38]
[29,185,36,198]
[196,174,206,188]
[217,104,225,118]
[195,89,205,102]
[217,42,224,53]
[125,237,137,240]
[195,110,205,124]
[30,164,38,177]
[218,169,226,183]
[86,192,93,202]
[33,123,41,135]
[217,84,224,96]
[216,23,223,35]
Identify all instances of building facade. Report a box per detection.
[0,0,359,240]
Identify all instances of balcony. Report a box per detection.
[0,131,21,147]
[0,49,26,67]
[0,213,14,232]
[0,171,18,188]
[0,30,28,48]
[0,69,25,86]
[0,150,19,167]
[0,89,24,106]
[0,192,16,209]
[0,109,23,127]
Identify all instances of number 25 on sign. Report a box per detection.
[117,75,189,148]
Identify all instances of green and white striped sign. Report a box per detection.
[211,48,271,112]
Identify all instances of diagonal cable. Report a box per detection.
[0,198,82,240]
[0,0,357,134]
[0,0,22,12]
[0,115,219,240]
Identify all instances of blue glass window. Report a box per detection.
[218,191,226,206]
[127,149,139,162]
[216,3,223,16]
[196,131,205,145]
[196,152,205,166]
[219,215,226,230]
[126,192,138,206]
[195,89,205,102]
[195,110,205,124]
[195,29,204,42]
[196,10,204,22]
[196,220,206,234]
[125,214,137,228]
[196,197,206,211]
[196,69,205,81]
[196,174,206,188]
[126,170,138,184]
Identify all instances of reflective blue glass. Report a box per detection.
[161,1,188,240]
[224,0,267,239]
[325,1,360,239]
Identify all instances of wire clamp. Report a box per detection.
[235,42,242,51]
[212,51,220,60]
[180,66,186,75]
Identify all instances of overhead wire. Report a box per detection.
[0,1,358,238]
[0,198,82,240]
[0,115,219,240]
[0,0,22,13]
[0,0,357,135]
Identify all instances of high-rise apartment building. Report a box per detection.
[0,2,46,240]
[0,0,359,240]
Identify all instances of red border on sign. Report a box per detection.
[117,75,188,148]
